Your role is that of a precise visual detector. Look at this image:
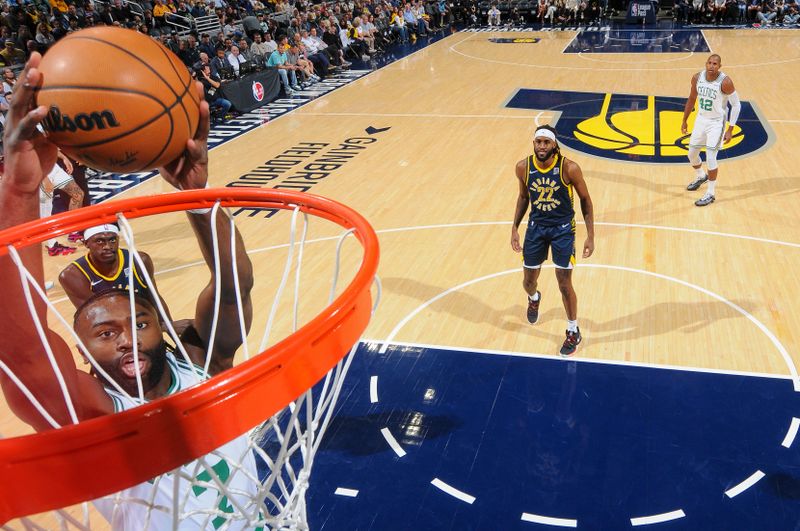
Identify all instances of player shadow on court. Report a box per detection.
[592,170,800,220]
[580,299,756,344]
[380,277,536,335]
[709,176,800,207]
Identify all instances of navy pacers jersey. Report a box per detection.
[71,249,152,300]
[527,154,575,227]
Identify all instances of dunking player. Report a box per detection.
[0,54,257,528]
[681,53,741,207]
[58,222,176,324]
[511,125,595,356]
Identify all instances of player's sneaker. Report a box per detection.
[527,291,541,324]
[695,193,715,207]
[67,231,83,243]
[47,242,76,256]
[686,174,708,191]
[560,328,582,357]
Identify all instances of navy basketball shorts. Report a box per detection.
[523,220,576,269]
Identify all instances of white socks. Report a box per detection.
[695,167,705,178]
[528,292,540,302]
[567,320,578,333]
[707,180,717,195]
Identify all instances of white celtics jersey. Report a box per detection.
[96,351,261,530]
[695,70,729,122]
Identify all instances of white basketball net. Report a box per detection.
[1,201,380,530]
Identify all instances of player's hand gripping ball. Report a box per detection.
[35,27,200,173]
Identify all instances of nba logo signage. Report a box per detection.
[506,89,772,164]
[252,81,265,102]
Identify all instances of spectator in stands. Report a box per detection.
[673,0,690,21]
[2,68,15,95]
[691,0,705,21]
[212,47,233,78]
[390,6,410,42]
[0,39,25,66]
[785,2,799,21]
[110,0,131,24]
[322,21,350,66]
[267,36,301,95]
[712,0,728,22]
[227,45,247,76]
[360,14,378,53]
[34,22,55,48]
[403,3,425,37]
[199,32,216,56]
[250,31,270,64]
[180,36,201,66]
[264,31,278,54]
[414,1,432,32]
[83,3,100,26]
[287,42,315,85]
[223,18,239,37]
[153,0,172,27]
[757,0,778,22]
[191,0,209,17]
[299,29,331,78]
[196,64,231,122]
[237,37,253,61]
[347,17,371,60]
[487,2,501,24]
[195,51,212,71]
[139,9,155,32]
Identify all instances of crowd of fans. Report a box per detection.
[0,0,465,119]
[672,0,800,24]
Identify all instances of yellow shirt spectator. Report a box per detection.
[50,0,68,13]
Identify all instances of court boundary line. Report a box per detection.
[362,339,794,381]
[430,478,476,504]
[630,509,686,526]
[724,470,765,498]
[371,264,800,390]
[448,31,800,71]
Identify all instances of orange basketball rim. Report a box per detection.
[0,188,380,524]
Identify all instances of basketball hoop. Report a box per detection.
[0,188,380,529]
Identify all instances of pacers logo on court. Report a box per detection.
[489,37,541,44]
[506,89,771,163]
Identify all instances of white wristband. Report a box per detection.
[187,183,212,214]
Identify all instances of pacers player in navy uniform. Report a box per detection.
[511,125,595,356]
[58,223,174,322]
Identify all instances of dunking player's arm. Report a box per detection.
[0,54,253,431]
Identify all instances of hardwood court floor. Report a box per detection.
[15,25,800,527]
[49,27,798,375]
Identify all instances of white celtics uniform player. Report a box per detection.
[95,351,261,530]
[689,70,729,152]
[681,54,741,207]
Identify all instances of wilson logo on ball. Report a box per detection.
[41,106,121,134]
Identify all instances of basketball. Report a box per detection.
[36,27,200,173]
